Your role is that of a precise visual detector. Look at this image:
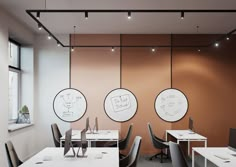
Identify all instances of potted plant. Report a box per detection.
[17,105,30,123]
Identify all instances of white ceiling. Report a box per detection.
[0,0,236,34]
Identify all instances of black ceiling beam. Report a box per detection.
[26,9,236,48]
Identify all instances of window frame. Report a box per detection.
[8,38,21,123]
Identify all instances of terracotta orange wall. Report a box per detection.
[171,35,236,148]
[70,34,236,155]
[121,35,172,154]
[71,34,121,130]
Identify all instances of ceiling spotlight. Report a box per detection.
[85,12,88,19]
[57,42,61,47]
[198,49,201,52]
[128,11,132,19]
[215,42,219,47]
[36,12,40,19]
[226,36,230,40]
[151,48,156,52]
[181,11,184,19]
[71,47,74,52]
[111,47,115,52]
[38,23,42,30]
[47,35,52,40]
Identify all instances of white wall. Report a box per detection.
[0,7,70,166]
[0,7,36,167]
[0,8,10,166]
[34,34,70,151]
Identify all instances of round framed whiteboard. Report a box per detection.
[154,88,188,122]
[104,88,138,122]
[53,88,87,122]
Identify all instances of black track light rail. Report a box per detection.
[27,9,236,13]
[26,9,236,48]
[27,11,64,46]
[62,45,209,48]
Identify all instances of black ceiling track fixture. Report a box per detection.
[26,9,236,48]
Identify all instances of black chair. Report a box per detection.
[120,136,142,167]
[147,123,169,163]
[105,124,133,157]
[51,123,62,147]
[169,142,188,167]
[5,141,23,167]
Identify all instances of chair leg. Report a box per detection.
[160,150,169,163]
[166,151,169,159]
[119,153,126,159]
[149,152,161,160]
[149,150,169,162]
[160,150,163,163]
[149,154,156,160]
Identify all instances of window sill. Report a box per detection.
[8,123,34,132]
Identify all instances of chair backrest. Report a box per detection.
[120,124,133,150]
[51,123,62,147]
[147,123,166,148]
[127,136,142,167]
[147,123,155,144]
[169,142,188,167]
[5,141,22,167]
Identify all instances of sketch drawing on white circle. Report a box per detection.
[111,94,131,112]
[104,88,137,122]
[60,93,82,117]
[160,94,183,116]
[155,88,188,122]
[53,88,87,122]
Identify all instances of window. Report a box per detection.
[8,40,21,122]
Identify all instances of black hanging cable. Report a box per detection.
[74,26,76,45]
[71,26,76,51]
[69,34,71,88]
[196,26,201,52]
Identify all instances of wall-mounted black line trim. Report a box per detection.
[170,34,173,88]
[69,34,71,88]
[26,9,236,49]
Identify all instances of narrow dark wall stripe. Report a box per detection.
[170,34,173,88]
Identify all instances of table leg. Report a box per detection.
[204,140,207,167]
[165,131,168,142]
[60,140,62,147]
[165,132,168,154]
[117,140,119,148]
[192,149,195,167]
[188,140,190,156]
[177,140,179,144]
[88,141,91,147]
